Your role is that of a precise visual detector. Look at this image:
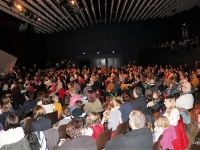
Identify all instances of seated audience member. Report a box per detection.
[41,94,55,114]
[72,101,85,118]
[0,114,25,148]
[52,95,62,118]
[132,87,147,113]
[105,110,153,150]
[54,119,96,150]
[101,99,122,137]
[56,106,71,129]
[119,92,134,122]
[30,105,51,132]
[147,90,162,111]
[0,102,15,125]
[84,90,103,113]
[73,79,81,94]
[44,76,52,89]
[36,91,44,105]
[191,72,199,89]
[68,88,82,113]
[163,96,188,149]
[175,82,194,110]
[153,116,170,142]
[85,112,104,141]
[22,92,37,113]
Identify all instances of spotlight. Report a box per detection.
[97,52,100,54]
[71,0,75,5]
[83,52,85,55]
[17,4,22,11]
[112,51,115,54]
[7,0,14,7]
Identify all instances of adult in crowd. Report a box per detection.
[105,110,153,150]
[132,87,147,113]
[54,119,96,150]
[175,81,194,110]
[119,92,134,122]
[41,94,55,114]
[30,105,51,132]
[0,114,25,148]
[84,90,103,113]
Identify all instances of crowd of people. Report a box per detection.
[0,59,200,149]
[152,33,200,50]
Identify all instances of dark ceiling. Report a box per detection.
[0,0,200,34]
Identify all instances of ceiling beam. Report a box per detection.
[144,0,165,20]
[98,0,102,24]
[123,0,135,22]
[114,0,121,22]
[109,0,114,24]
[132,0,147,21]
[127,0,140,22]
[118,0,128,23]
[74,0,89,26]
[90,0,98,25]
[34,0,67,30]
[0,2,48,33]
[152,0,173,19]
[141,0,159,20]
[135,0,153,21]
[105,0,107,24]
[82,0,93,26]
[17,0,59,32]
[46,0,76,29]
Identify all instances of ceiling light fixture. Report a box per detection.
[17,4,22,11]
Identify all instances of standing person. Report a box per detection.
[105,110,153,150]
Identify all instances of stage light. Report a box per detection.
[97,52,100,54]
[112,51,115,53]
[17,4,22,11]
[83,52,85,55]
[38,18,41,21]
[71,0,75,5]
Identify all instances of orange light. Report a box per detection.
[71,0,75,5]
[38,18,41,21]
[17,4,22,11]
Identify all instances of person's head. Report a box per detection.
[37,91,44,101]
[129,110,146,130]
[1,95,11,103]
[154,116,170,129]
[68,82,74,89]
[52,95,59,103]
[33,105,46,119]
[133,87,143,98]
[164,95,176,114]
[62,106,71,117]
[2,102,12,113]
[86,90,96,103]
[69,88,77,96]
[153,90,160,100]
[181,82,191,92]
[42,94,52,105]
[66,119,83,139]
[135,75,140,81]
[75,100,83,108]
[4,114,19,131]
[121,92,130,102]
[85,112,101,127]
[91,75,98,82]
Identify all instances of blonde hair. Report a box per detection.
[155,116,170,129]
[2,95,11,103]
[105,98,122,120]
[165,96,176,116]
[52,95,59,102]
[3,102,12,113]
[86,112,101,127]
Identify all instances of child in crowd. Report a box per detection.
[52,95,62,118]
[101,98,122,137]
[56,106,72,129]
[153,116,170,142]
[72,100,85,118]
[86,112,104,141]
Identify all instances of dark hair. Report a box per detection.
[121,92,130,102]
[5,114,19,130]
[134,87,143,96]
[136,75,140,80]
[86,90,96,103]
[75,100,83,108]
[66,119,83,139]
[62,106,71,117]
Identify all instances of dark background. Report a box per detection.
[0,6,200,69]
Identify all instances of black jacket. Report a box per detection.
[30,117,51,132]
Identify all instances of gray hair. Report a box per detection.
[129,110,146,129]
